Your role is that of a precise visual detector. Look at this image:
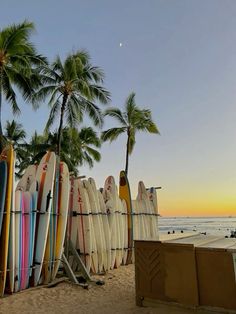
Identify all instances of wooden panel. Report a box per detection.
[196,248,236,310]
[163,242,199,306]
[135,241,199,306]
[135,241,165,304]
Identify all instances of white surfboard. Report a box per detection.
[131,200,140,241]
[137,181,158,240]
[83,180,105,273]
[148,187,159,240]
[16,164,37,192]
[103,176,122,268]
[69,177,78,249]
[72,179,93,272]
[8,152,15,293]
[33,151,56,286]
[102,189,117,269]
[97,190,111,271]
[121,199,128,264]
[52,162,70,280]
[88,178,108,271]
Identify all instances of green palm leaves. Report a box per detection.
[5,126,101,177]
[102,92,160,175]
[33,50,110,154]
[0,21,46,138]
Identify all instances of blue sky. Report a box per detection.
[1,1,236,215]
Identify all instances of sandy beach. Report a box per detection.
[0,265,146,314]
[0,264,230,314]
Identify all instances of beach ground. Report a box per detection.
[0,265,228,314]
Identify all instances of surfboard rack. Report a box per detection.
[61,239,104,287]
[145,186,162,190]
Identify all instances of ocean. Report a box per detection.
[159,216,236,237]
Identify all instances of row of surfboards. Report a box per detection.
[0,145,159,296]
[0,146,69,296]
[68,175,159,274]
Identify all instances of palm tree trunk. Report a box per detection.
[57,94,68,156]
[125,132,130,176]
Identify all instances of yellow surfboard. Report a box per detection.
[119,171,133,265]
[0,145,14,296]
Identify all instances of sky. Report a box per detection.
[0,0,236,216]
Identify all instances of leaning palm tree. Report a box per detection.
[32,50,110,155]
[0,20,47,148]
[101,92,160,175]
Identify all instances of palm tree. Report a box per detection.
[14,131,47,178]
[46,127,101,175]
[4,120,26,146]
[101,92,160,175]
[16,127,101,177]
[0,20,47,148]
[32,50,110,155]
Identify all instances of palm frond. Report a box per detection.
[44,100,61,133]
[2,70,20,115]
[101,127,126,142]
[89,84,111,104]
[103,107,127,125]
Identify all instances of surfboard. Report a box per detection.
[16,164,37,192]
[52,162,69,280]
[21,191,31,290]
[14,190,22,292]
[88,178,108,271]
[7,152,16,294]
[119,171,133,264]
[67,176,74,247]
[104,176,122,268]
[0,161,7,237]
[121,199,128,264]
[70,177,79,249]
[137,181,158,240]
[97,190,111,271]
[32,151,56,286]
[72,179,93,272]
[0,145,14,296]
[148,187,159,240]
[28,180,38,282]
[102,188,116,269]
[131,200,139,241]
[83,185,98,274]
[43,156,60,284]
[83,179,105,273]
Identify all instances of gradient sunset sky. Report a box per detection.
[1,1,236,216]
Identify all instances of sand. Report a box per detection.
[0,265,226,314]
[0,265,149,314]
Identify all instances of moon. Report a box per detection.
[119,42,123,47]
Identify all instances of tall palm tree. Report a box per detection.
[101,92,160,175]
[0,20,47,148]
[33,50,110,155]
